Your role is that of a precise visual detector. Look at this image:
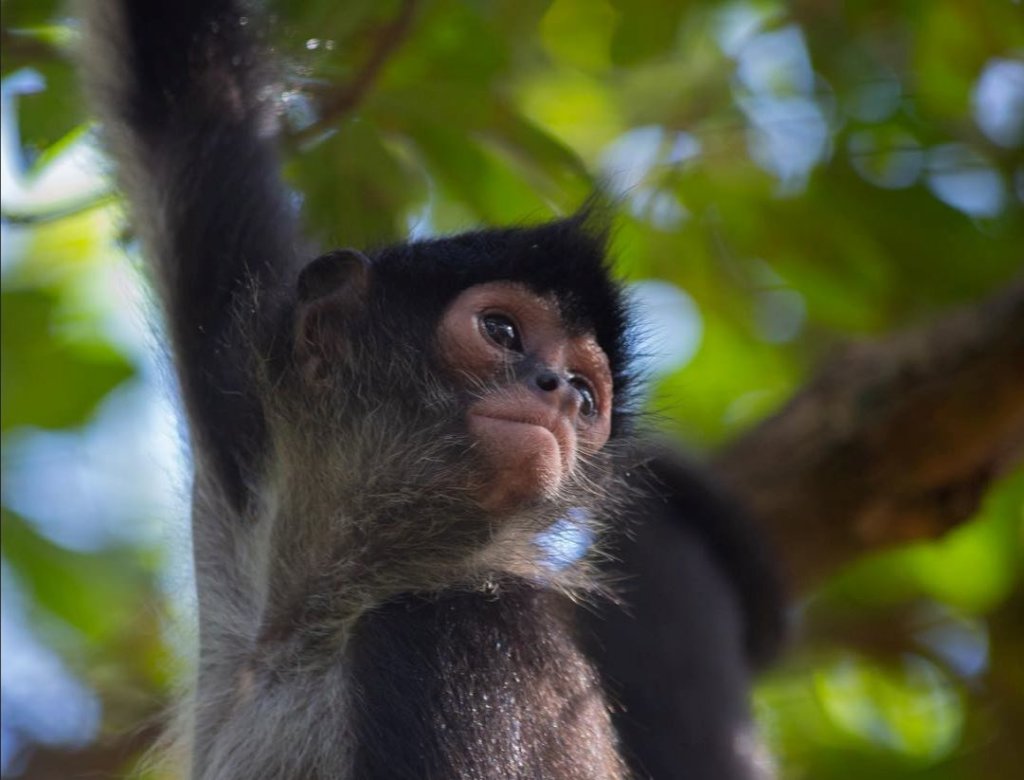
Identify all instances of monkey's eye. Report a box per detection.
[481,313,524,353]
[570,377,598,417]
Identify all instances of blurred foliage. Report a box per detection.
[1,0,1021,777]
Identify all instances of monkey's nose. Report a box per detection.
[534,369,561,392]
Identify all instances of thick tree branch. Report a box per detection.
[715,280,1024,591]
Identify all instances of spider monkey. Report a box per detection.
[81,1,783,778]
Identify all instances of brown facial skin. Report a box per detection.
[437,282,613,512]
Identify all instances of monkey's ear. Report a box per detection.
[297,248,371,304]
[295,249,371,380]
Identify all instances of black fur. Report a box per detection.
[581,447,785,780]
[351,583,624,779]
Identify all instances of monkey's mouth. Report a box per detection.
[467,412,565,451]
[465,395,578,493]
[466,413,568,510]
[467,410,575,473]
[469,412,556,434]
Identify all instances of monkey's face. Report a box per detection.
[437,282,614,512]
[293,248,621,521]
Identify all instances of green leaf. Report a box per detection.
[1,510,153,643]
[4,49,83,155]
[609,0,688,67]
[411,123,555,225]
[290,119,423,247]
[487,107,593,204]
[540,0,616,72]
[1,287,135,431]
[0,0,64,28]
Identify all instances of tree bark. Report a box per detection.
[714,280,1024,591]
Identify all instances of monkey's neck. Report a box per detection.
[346,581,625,778]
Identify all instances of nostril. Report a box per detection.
[535,370,561,392]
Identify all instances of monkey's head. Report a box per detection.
[287,214,634,543]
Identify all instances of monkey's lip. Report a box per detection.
[468,411,562,439]
[467,410,571,476]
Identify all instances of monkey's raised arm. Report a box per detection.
[84,1,296,505]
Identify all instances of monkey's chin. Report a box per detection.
[468,415,566,512]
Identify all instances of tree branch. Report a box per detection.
[290,0,420,146]
[715,280,1024,591]
[2,195,116,226]
[1,27,64,64]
